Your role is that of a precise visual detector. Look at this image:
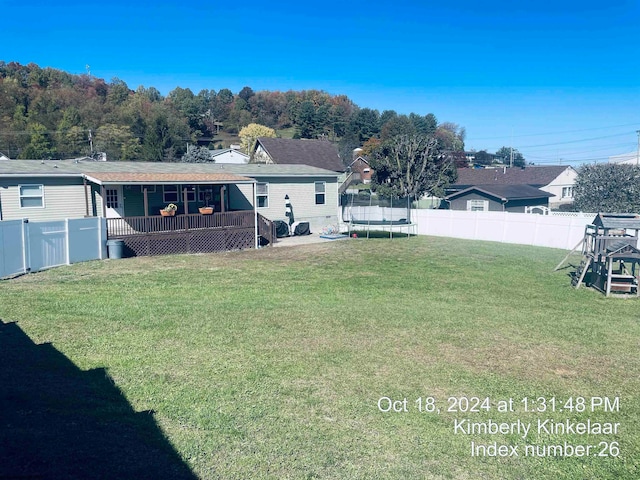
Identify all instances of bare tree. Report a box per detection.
[369,134,457,199]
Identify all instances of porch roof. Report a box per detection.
[83,172,255,185]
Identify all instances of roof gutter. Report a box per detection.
[81,174,256,186]
[0,173,82,178]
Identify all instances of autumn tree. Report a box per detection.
[239,123,277,155]
[368,134,457,199]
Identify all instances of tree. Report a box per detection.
[181,145,214,163]
[474,150,493,166]
[238,86,255,102]
[380,114,416,140]
[346,108,380,143]
[574,164,640,213]
[368,134,457,199]
[435,122,465,151]
[20,122,55,159]
[495,146,526,167]
[239,123,277,155]
[94,123,140,161]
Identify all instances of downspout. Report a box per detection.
[253,182,258,249]
[83,178,90,217]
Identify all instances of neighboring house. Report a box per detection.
[210,147,249,164]
[609,151,640,165]
[252,137,345,172]
[0,160,339,233]
[444,185,553,212]
[448,165,577,209]
[348,155,372,184]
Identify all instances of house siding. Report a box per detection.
[448,192,505,212]
[448,191,549,213]
[253,145,274,164]
[231,176,338,231]
[0,177,87,221]
[540,168,577,208]
[212,150,249,164]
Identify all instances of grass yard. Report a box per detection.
[1,236,638,479]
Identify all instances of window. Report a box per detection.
[198,186,213,203]
[19,184,44,208]
[163,185,178,203]
[183,185,197,202]
[315,181,326,205]
[467,199,489,211]
[105,188,120,209]
[562,186,574,199]
[256,183,269,208]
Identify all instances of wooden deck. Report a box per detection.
[106,211,276,257]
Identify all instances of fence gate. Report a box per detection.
[0,220,28,278]
[0,218,107,279]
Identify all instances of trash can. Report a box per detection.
[106,239,125,259]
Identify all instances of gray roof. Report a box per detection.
[0,159,339,179]
[453,166,572,188]
[255,137,345,172]
[445,184,554,201]
[592,213,640,230]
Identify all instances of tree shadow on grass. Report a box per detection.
[0,319,197,480]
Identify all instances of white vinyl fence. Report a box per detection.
[0,217,107,279]
[411,210,595,250]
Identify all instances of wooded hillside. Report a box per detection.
[0,61,465,163]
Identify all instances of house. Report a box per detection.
[444,185,553,212]
[348,155,372,184]
[252,137,345,172]
[0,159,339,255]
[448,165,577,209]
[210,147,249,164]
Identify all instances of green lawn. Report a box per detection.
[1,237,638,479]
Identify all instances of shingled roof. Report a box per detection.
[453,165,571,188]
[592,213,640,230]
[255,138,345,172]
[445,184,553,201]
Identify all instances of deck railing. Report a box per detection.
[106,211,255,238]
[105,211,275,257]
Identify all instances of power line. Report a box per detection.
[471,122,640,141]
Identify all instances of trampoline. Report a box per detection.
[341,192,417,238]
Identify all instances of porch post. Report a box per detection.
[83,178,90,217]
[220,185,226,213]
[183,187,189,231]
[253,182,258,248]
[100,185,107,218]
[143,187,149,217]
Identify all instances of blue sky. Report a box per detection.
[3,0,639,165]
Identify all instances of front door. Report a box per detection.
[105,186,125,218]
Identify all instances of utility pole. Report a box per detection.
[636,130,640,166]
